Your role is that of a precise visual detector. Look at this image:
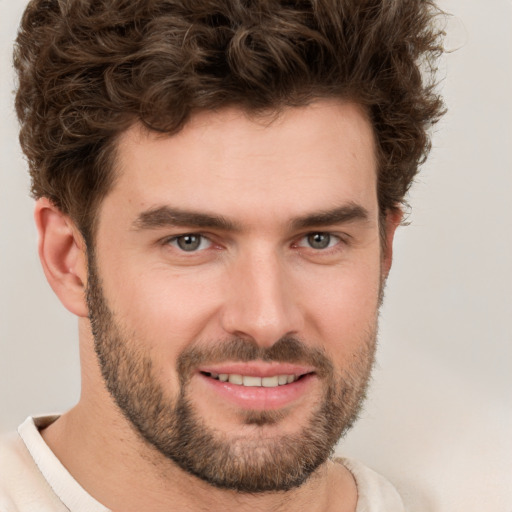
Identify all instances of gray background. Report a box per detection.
[1,0,511,510]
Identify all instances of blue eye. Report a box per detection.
[169,234,211,252]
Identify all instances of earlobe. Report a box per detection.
[382,208,403,278]
[34,198,89,318]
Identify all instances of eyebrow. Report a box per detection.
[132,203,370,233]
[290,203,370,230]
[132,206,241,232]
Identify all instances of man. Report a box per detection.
[0,0,445,510]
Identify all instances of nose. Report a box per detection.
[220,247,304,347]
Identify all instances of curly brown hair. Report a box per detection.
[14,0,445,242]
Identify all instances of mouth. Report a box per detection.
[200,371,306,387]
[196,364,317,411]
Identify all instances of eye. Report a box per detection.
[297,232,340,250]
[168,234,212,252]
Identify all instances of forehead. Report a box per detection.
[105,99,378,228]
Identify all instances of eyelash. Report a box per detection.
[294,232,343,251]
[164,232,346,254]
[165,234,214,252]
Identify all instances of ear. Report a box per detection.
[381,208,403,278]
[34,198,89,317]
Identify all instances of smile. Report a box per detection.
[197,367,316,411]
[202,372,301,387]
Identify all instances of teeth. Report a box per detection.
[208,372,300,387]
[262,376,279,387]
[278,375,288,385]
[228,374,243,385]
[243,376,262,387]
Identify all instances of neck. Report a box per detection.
[41,326,357,511]
[41,400,357,512]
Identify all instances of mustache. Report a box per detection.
[176,336,334,384]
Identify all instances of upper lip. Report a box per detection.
[197,362,316,378]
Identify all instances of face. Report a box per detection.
[86,100,392,492]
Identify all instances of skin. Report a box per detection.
[36,99,401,512]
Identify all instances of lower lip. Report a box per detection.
[197,373,316,410]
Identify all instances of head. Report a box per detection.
[14,0,445,244]
[14,0,445,494]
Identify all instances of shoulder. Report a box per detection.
[0,417,68,512]
[0,430,26,512]
[335,457,405,512]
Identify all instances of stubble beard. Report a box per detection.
[86,254,379,493]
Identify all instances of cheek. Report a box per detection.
[102,263,224,354]
[97,236,382,367]
[298,260,382,352]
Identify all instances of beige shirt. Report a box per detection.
[0,416,404,512]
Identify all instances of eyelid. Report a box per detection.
[294,232,344,248]
[164,233,213,252]
[160,230,349,254]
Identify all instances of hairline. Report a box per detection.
[80,100,395,250]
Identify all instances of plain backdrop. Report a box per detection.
[1,1,511,511]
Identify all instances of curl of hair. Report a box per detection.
[14,0,446,239]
